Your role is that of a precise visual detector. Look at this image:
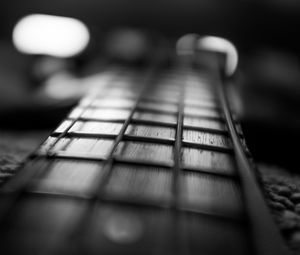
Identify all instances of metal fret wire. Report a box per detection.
[60,60,172,250]
[7,67,236,207]
[0,64,249,248]
[53,119,231,136]
[66,116,233,136]
[70,107,225,120]
[0,69,120,192]
[48,132,233,152]
[0,67,158,251]
[0,68,136,224]
[33,67,239,213]
[68,112,243,133]
[0,45,274,255]
[94,69,160,198]
[46,69,121,154]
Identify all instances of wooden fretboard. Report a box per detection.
[0,54,287,255]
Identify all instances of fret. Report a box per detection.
[113,157,174,169]
[131,118,177,128]
[40,152,107,162]
[182,141,233,154]
[138,97,179,106]
[0,49,285,255]
[123,135,175,145]
[73,117,125,124]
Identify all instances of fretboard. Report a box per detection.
[0,60,286,254]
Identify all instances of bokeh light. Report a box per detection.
[13,14,90,57]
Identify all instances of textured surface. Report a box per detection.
[259,164,300,254]
[0,69,250,255]
[0,67,284,255]
[0,129,50,186]
[1,137,296,252]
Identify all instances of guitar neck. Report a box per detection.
[0,55,286,255]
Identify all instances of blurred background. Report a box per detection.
[0,0,300,175]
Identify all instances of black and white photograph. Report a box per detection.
[0,0,300,254]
